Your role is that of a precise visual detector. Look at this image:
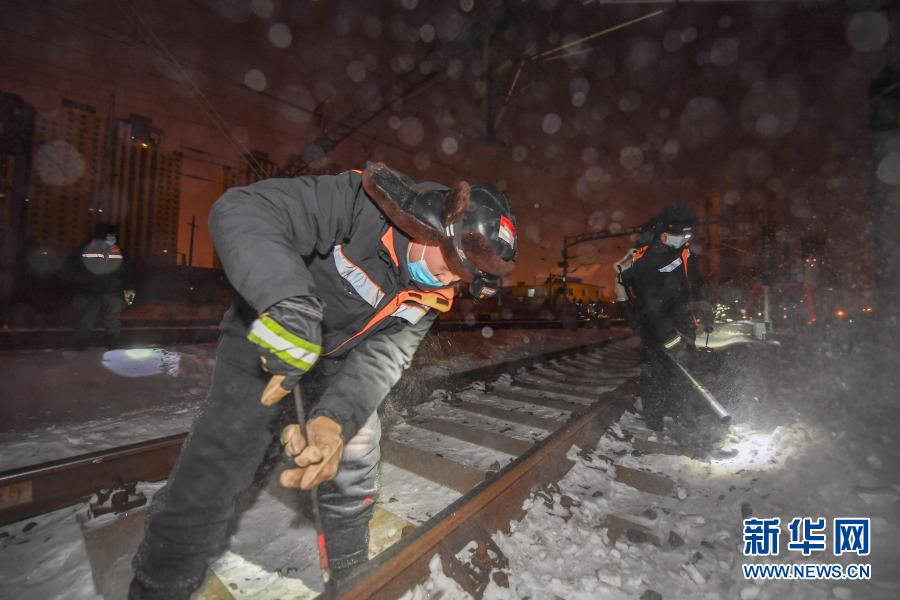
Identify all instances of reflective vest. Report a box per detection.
[324,226,453,356]
[80,239,124,277]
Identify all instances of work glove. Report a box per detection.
[695,300,715,333]
[247,296,324,407]
[123,289,136,306]
[279,416,345,489]
[662,331,694,364]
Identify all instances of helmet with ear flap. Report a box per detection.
[362,163,518,294]
[470,274,500,300]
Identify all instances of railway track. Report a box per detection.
[1,335,688,599]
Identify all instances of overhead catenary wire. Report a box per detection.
[120,3,267,180]
[13,0,602,196]
[534,9,668,61]
[9,0,663,247]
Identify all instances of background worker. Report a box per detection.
[619,203,713,431]
[73,223,135,350]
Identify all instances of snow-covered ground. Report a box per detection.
[0,327,623,599]
[406,328,900,599]
[3,327,898,600]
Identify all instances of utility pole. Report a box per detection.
[761,198,772,332]
[560,242,570,303]
[483,27,496,143]
[187,216,197,268]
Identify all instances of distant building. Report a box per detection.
[506,277,605,303]
[20,101,182,266]
[0,92,36,307]
[106,114,181,265]
[26,98,105,261]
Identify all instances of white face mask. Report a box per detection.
[664,234,687,248]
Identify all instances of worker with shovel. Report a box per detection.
[618,203,723,431]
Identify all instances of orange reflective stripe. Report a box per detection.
[324,297,402,356]
[381,227,399,267]
[681,247,690,278]
[403,288,454,312]
[351,168,363,174]
[632,245,649,261]
[323,288,454,356]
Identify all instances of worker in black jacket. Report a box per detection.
[619,204,712,431]
[73,223,135,349]
[129,163,518,599]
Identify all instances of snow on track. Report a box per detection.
[410,400,549,442]
[386,423,515,472]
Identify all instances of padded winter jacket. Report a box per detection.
[75,238,132,295]
[208,170,453,441]
[620,241,705,346]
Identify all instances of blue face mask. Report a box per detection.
[407,246,442,287]
[105,234,117,246]
[664,233,690,249]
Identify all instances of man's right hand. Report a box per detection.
[695,300,715,333]
[279,417,345,489]
[247,296,324,406]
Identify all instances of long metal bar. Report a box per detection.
[292,385,335,599]
[666,353,731,423]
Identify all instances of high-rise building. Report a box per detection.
[0,92,36,308]
[26,98,104,260]
[154,149,182,263]
[106,114,181,265]
[20,102,182,267]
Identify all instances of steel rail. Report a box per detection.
[0,433,187,525]
[0,335,627,526]
[335,379,638,599]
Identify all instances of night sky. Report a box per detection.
[2,0,896,293]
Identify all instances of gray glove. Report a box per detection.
[693,300,715,333]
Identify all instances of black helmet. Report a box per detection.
[636,214,663,246]
[93,223,119,239]
[362,163,517,298]
[659,203,697,235]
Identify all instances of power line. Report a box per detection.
[121,3,266,179]
[534,9,668,60]
[0,62,303,150]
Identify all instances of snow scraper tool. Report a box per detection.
[666,353,731,423]
[292,384,336,599]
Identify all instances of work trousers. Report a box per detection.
[74,291,124,349]
[639,340,683,430]
[129,334,381,600]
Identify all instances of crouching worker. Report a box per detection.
[128,163,517,599]
[619,203,712,431]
